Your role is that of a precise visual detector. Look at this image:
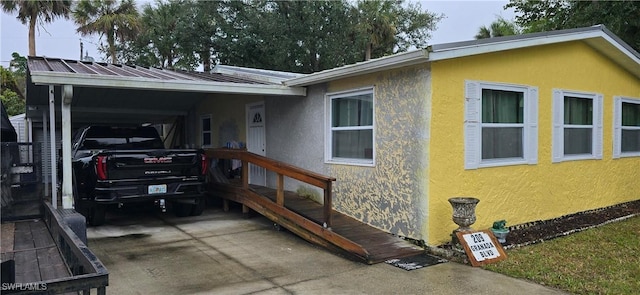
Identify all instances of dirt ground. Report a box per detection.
[504,199,640,247]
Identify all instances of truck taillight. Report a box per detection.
[96,155,108,180]
[201,154,208,176]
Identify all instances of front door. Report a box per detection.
[246,102,266,185]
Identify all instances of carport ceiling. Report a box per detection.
[26,56,306,125]
[27,85,209,125]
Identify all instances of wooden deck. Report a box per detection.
[210,182,424,264]
[1,220,70,283]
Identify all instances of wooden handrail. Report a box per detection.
[205,148,336,227]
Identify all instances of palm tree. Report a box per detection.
[1,1,71,56]
[475,17,520,39]
[355,0,398,61]
[73,0,140,64]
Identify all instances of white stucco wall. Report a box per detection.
[264,85,328,201]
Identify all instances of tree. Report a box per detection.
[9,52,27,76]
[115,0,442,72]
[1,0,71,56]
[0,67,26,116]
[355,0,442,60]
[170,0,228,72]
[355,0,397,61]
[215,0,362,73]
[73,0,140,63]
[506,0,640,51]
[506,0,571,33]
[475,17,520,39]
[8,53,27,99]
[216,0,441,72]
[126,0,198,69]
[394,1,442,52]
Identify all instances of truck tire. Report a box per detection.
[173,202,191,217]
[89,205,106,226]
[190,196,206,216]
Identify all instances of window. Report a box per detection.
[80,126,165,150]
[465,81,538,169]
[552,89,602,162]
[613,97,640,158]
[326,87,374,166]
[201,114,212,148]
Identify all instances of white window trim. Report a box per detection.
[325,86,376,167]
[200,114,212,148]
[464,80,538,169]
[613,96,640,158]
[552,89,603,163]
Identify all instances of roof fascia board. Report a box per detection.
[284,49,429,87]
[29,71,306,96]
[428,31,605,61]
[587,34,640,78]
[597,33,640,65]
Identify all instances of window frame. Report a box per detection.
[464,80,538,169]
[200,114,212,148]
[325,87,375,167]
[552,89,603,163]
[613,96,640,158]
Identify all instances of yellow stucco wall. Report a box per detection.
[428,41,640,244]
[327,65,431,238]
[195,94,263,148]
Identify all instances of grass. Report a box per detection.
[484,215,640,294]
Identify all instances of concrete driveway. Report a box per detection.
[87,204,566,295]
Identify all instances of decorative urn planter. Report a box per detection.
[448,197,480,246]
[448,197,480,232]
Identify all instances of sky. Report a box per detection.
[0,1,515,69]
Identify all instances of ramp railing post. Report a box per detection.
[241,159,248,189]
[276,173,284,206]
[323,181,332,228]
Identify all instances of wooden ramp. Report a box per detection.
[206,149,424,264]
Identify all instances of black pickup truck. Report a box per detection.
[71,125,207,225]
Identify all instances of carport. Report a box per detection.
[25,56,306,209]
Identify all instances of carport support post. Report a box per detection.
[49,86,58,208]
[42,108,49,198]
[61,85,74,209]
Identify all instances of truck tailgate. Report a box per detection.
[100,149,202,180]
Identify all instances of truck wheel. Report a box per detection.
[173,202,191,217]
[75,201,90,222]
[190,196,206,216]
[89,205,106,226]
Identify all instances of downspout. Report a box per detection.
[61,85,74,209]
[49,86,57,208]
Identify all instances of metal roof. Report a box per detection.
[28,56,267,85]
[211,64,306,84]
[25,57,306,126]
